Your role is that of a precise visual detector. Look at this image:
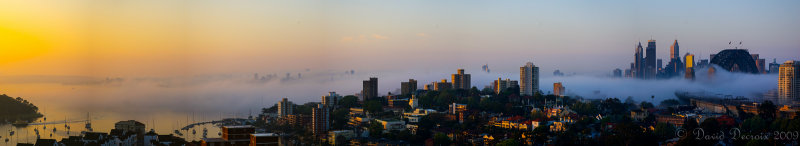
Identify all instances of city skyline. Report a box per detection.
[1,1,799,145]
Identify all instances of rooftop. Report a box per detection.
[251,133,278,137]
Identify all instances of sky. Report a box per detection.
[0,0,799,109]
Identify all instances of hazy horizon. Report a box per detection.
[1,0,799,113]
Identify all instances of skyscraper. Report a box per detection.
[778,60,799,104]
[613,68,622,78]
[553,82,565,97]
[362,77,378,101]
[685,53,695,69]
[451,69,471,89]
[278,98,294,117]
[634,42,644,79]
[685,53,696,80]
[400,79,417,95]
[645,40,657,79]
[312,103,330,136]
[769,59,781,74]
[520,62,540,95]
[670,40,680,60]
[751,54,766,74]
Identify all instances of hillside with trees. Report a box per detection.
[0,94,42,124]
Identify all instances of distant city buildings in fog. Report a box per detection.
[613,68,622,78]
[624,39,778,80]
[553,70,564,76]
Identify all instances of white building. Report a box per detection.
[520,62,540,96]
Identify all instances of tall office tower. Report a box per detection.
[751,54,766,73]
[493,78,519,94]
[685,53,696,80]
[401,79,418,95]
[362,77,378,101]
[312,103,330,136]
[645,40,657,79]
[624,69,632,77]
[321,92,340,107]
[278,98,294,117]
[434,79,452,91]
[684,53,695,69]
[451,69,471,89]
[553,82,566,96]
[520,62,540,95]
[657,59,663,71]
[670,40,680,60]
[769,59,781,74]
[634,42,644,79]
[613,68,622,78]
[778,61,799,104]
[685,67,695,80]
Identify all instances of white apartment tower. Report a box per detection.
[520,62,540,96]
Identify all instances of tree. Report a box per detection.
[497,139,520,146]
[364,100,384,114]
[330,108,350,129]
[433,133,451,146]
[368,121,384,138]
[653,123,676,141]
[741,116,766,132]
[659,99,681,107]
[639,101,655,109]
[338,95,359,108]
[758,100,777,121]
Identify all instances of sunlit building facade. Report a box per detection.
[520,62,539,95]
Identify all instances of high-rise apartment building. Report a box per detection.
[493,78,519,94]
[278,98,294,117]
[778,60,799,103]
[553,82,565,97]
[362,77,378,101]
[451,69,471,89]
[321,92,340,107]
[312,103,330,136]
[401,79,417,95]
[435,79,452,91]
[520,62,540,95]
